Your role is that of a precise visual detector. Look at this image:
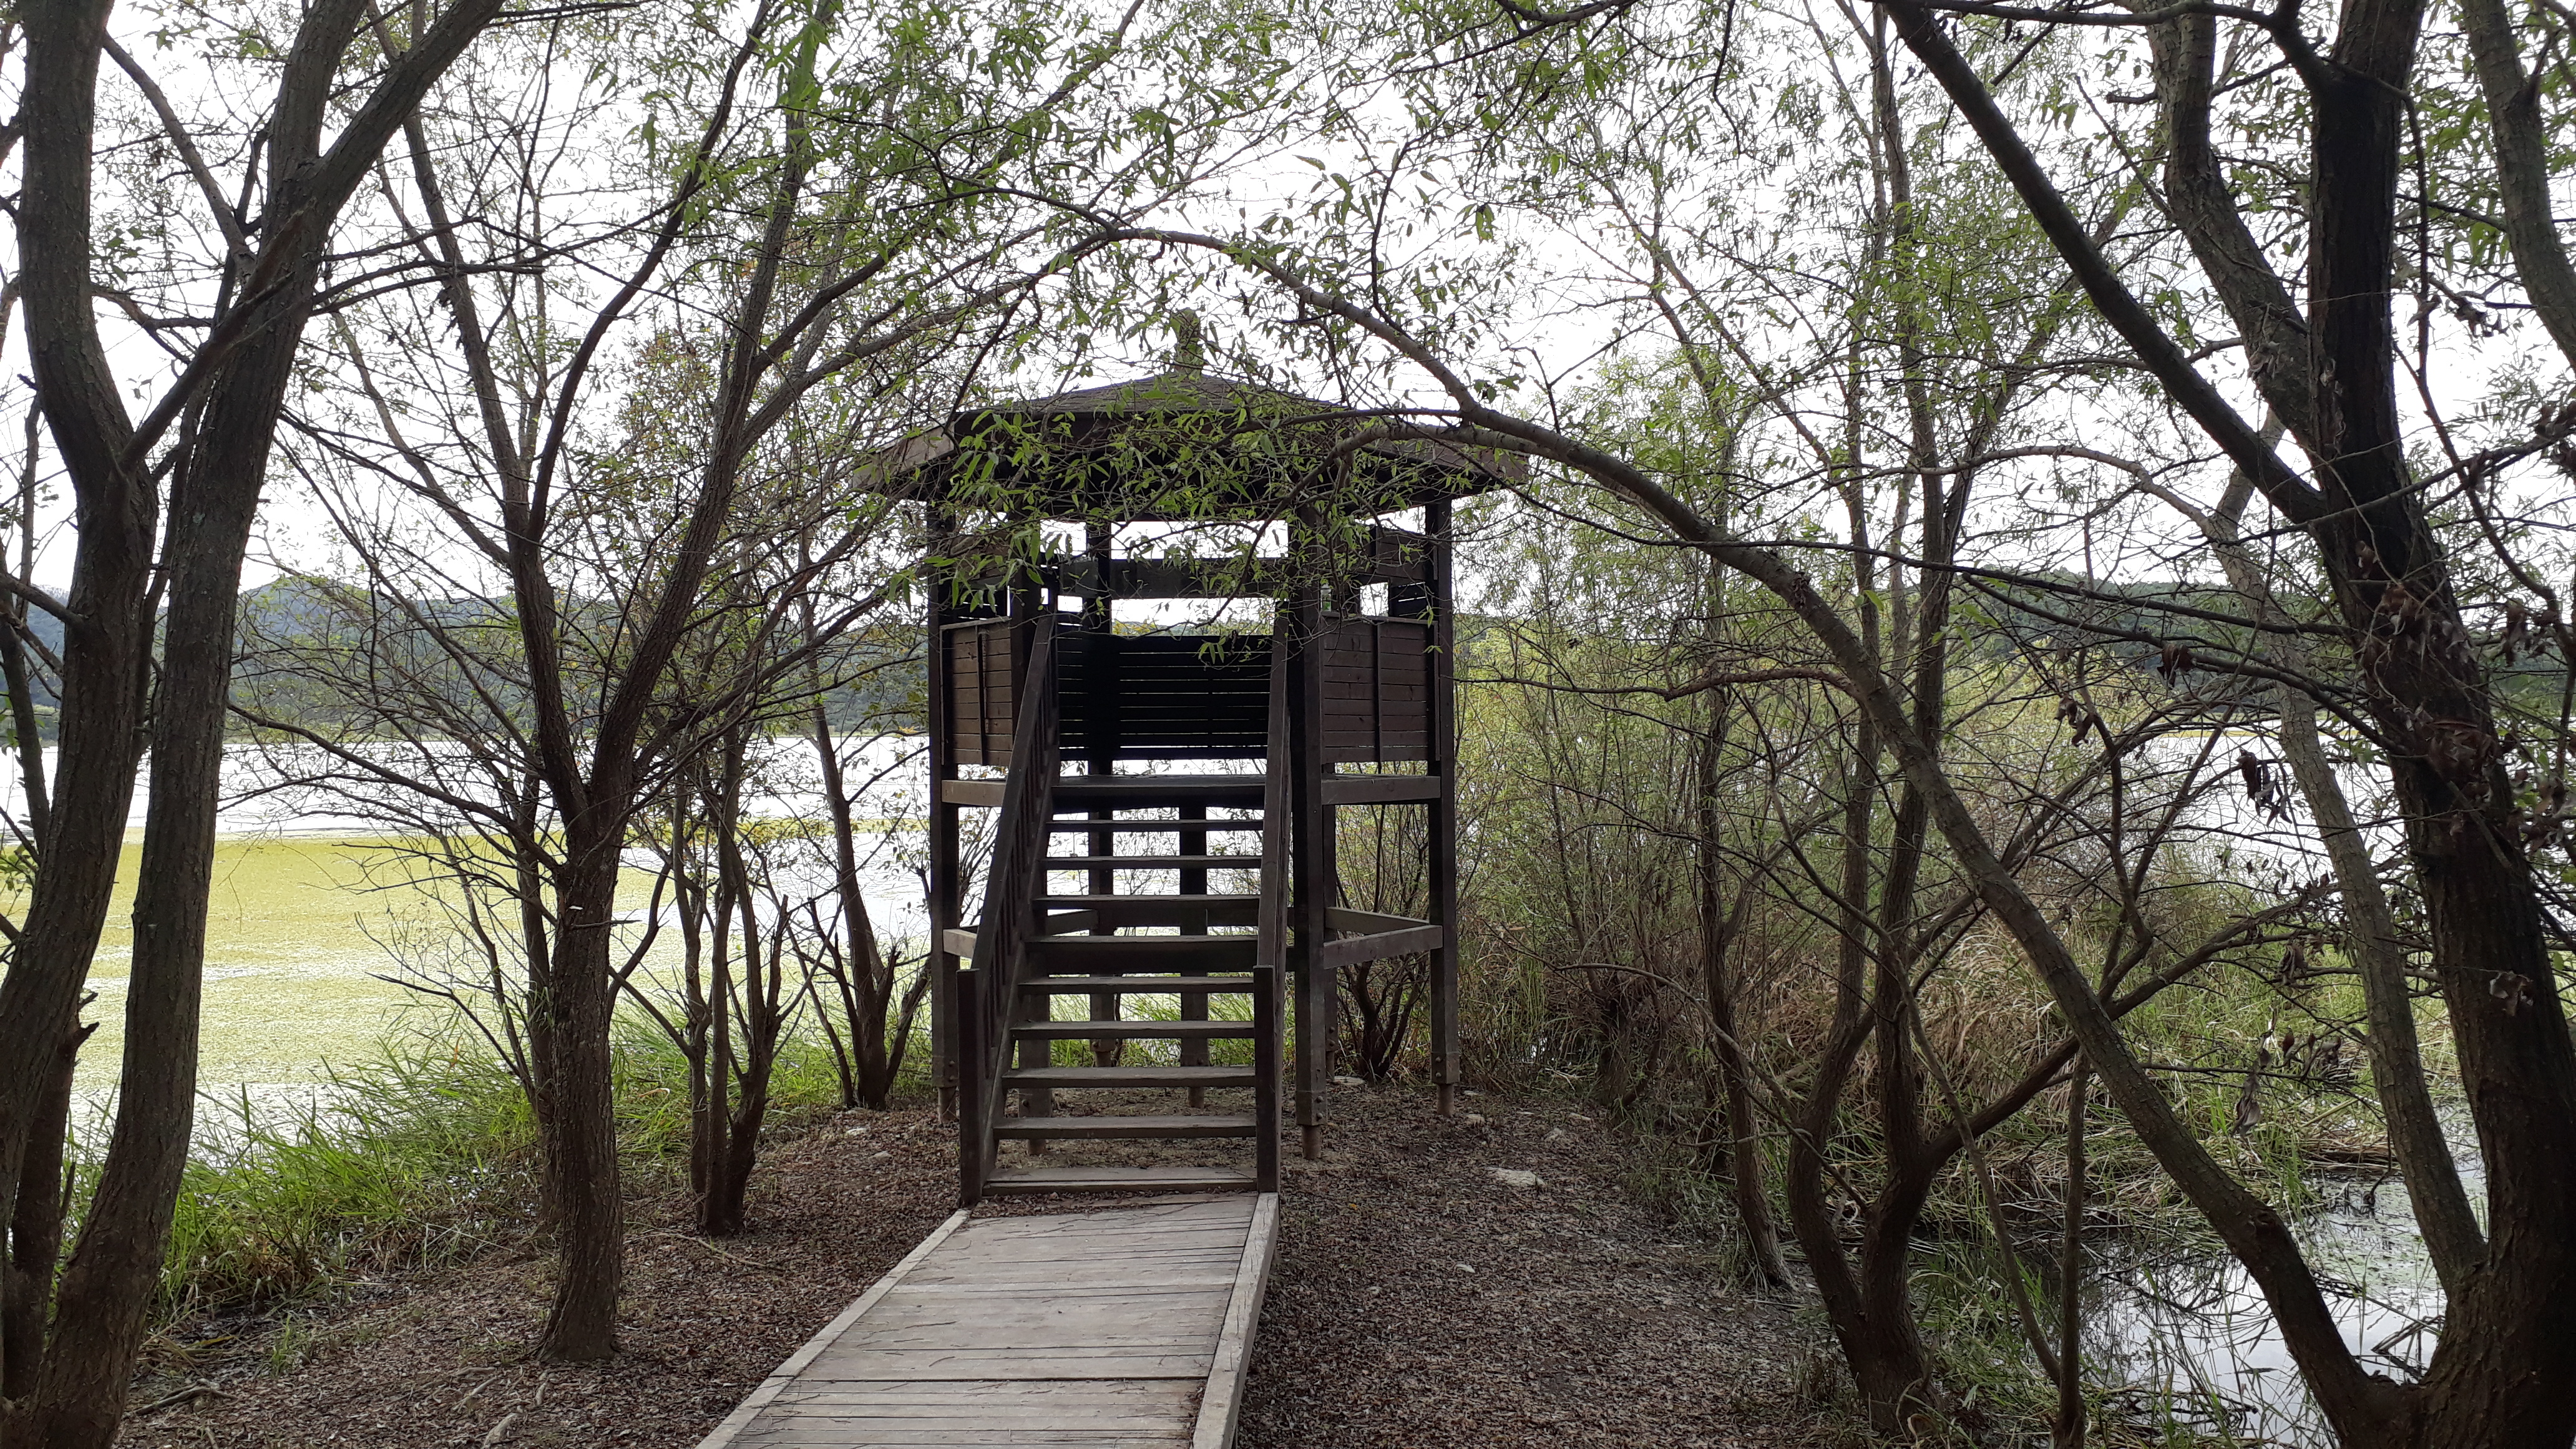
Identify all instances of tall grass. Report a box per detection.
[610,1012,889,1155]
[145,1043,537,1323]
[67,1010,897,1333]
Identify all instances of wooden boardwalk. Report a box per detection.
[695,1195,1279,1449]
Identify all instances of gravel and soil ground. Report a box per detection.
[115,1085,1825,1448]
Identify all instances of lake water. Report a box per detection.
[2052,738,2451,1440]
[2084,1124,2474,1444]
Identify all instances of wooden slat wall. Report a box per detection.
[1059,634,1271,760]
[945,620,1024,766]
[1319,615,1432,763]
[948,617,1428,765]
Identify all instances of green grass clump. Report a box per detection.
[64,1002,928,1335]
[609,1013,871,1159]
[105,1018,817,1325]
[150,1042,537,1322]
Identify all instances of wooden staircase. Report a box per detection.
[952,630,1286,1201]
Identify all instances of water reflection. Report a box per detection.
[2085,1143,2476,1444]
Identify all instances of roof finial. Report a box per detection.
[1171,311,1206,375]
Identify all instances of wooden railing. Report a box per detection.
[1255,643,1291,992]
[1252,644,1291,1193]
[956,622,1060,1204]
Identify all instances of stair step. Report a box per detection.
[1020,975,1257,994]
[995,1113,1259,1140]
[982,1164,1258,1196]
[1012,1020,1255,1040]
[1045,820,1264,833]
[1053,775,1269,810]
[1033,895,1261,929]
[1045,855,1260,871]
[1037,894,1261,907]
[1004,1066,1256,1088]
[1025,937,1259,970]
[1028,933,1257,949]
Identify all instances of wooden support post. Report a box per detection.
[1427,497,1461,1115]
[928,507,961,1121]
[1086,798,1121,1069]
[1010,542,1052,1147]
[1179,800,1209,1106]
[1083,522,1122,1069]
[1253,964,1281,1191]
[1290,511,1333,1160]
[955,967,983,1204]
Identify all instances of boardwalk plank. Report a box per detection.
[897,1270,1239,1292]
[1188,1195,1278,1449]
[920,1232,1247,1262]
[816,1329,1219,1356]
[736,1423,1184,1433]
[769,1380,1196,1403]
[696,1198,1274,1448]
[802,1350,1213,1380]
[769,1383,1199,1418]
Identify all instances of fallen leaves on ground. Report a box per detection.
[117,1086,1823,1448]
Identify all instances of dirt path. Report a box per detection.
[118,1112,960,1449]
[117,1088,1818,1448]
[1239,1086,1816,1448]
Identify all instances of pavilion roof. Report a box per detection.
[860,368,1521,522]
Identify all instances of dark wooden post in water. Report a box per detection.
[877,361,1516,1199]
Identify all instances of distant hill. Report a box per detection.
[2,578,924,744]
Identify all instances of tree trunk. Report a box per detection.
[2456,0,2576,370]
[2178,427,2491,1299]
[701,764,771,1238]
[0,1,159,1415]
[1782,724,1944,1437]
[1847,0,2576,1434]
[1694,697,1788,1287]
[537,839,624,1362]
[2,1016,84,1402]
[35,162,351,1435]
[811,705,895,1109]
[2306,49,2576,1443]
[2,2,500,1428]
[701,800,736,1236]
[2054,1060,2087,1449]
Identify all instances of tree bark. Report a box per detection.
[0,17,159,1412]
[1693,694,1788,1288]
[2273,704,2485,1287]
[535,837,625,1361]
[2157,429,2492,1299]
[699,741,780,1238]
[2143,11,2319,440]
[1861,2,2576,1436]
[3,0,503,1434]
[2053,1059,2087,1449]
[811,700,909,1110]
[2456,0,2576,371]
[1780,675,1947,1435]
[2,1017,84,1403]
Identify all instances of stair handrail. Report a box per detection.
[1253,635,1290,1190]
[960,618,1060,1198]
[1256,638,1290,965]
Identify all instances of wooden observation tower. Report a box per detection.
[875,343,1513,1204]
